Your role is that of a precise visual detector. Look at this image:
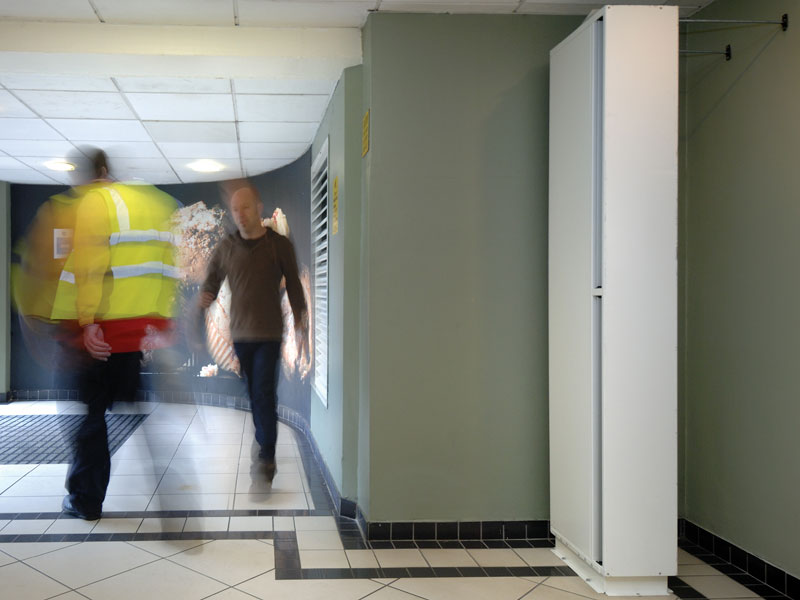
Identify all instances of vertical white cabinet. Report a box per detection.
[548,6,678,596]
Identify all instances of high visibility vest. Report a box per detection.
[51,183,180,324]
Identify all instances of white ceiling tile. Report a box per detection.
[168,157,239,172]
[16,156,73,171]
[0,91,36,118]
[379,1,516,12]
[117,170,182,185]
[94,0,235,26]
[13,91,135,119]
[0,118,64,140]
[241,142,308,159]
[0,156,28,169]
[144,121,238,143]
[116,77,232,94]
[243,158,296,176]
[0,140,77,157]
[73,141,163,158]
[0,74,116,92]
[236,95,329,122]
[237,1,376,27]
[0,168,60,184]
[234,79,336,96]
[158,142,239,159]
[105,157,172,172]
[0,0,99,22]
[239,122,318,143]
[46,119,152,142]
[172,167,244,183]
[126,93,235,121]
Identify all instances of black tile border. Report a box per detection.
[680,519,797,600]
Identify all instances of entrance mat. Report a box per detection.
[0,413,147,464]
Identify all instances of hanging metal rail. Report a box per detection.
[678,13,788,62]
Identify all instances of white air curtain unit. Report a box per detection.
[548,5,678,596]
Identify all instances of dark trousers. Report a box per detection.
[66,352,141,514]
[234,341,281,462]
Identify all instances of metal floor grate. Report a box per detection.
[0,414,147,464]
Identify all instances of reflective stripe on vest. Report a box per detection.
[111,261,181,280]
[109,229,176,246]
[60,270,75,284]
[107,187,130,232]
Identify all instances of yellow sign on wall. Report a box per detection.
[332,176,339,235]
[362,110,370,157]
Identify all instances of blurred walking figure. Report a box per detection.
[200,184,308,482]
[52,149,180,520]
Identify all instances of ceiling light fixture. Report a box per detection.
[44,160,76,172]
[188,159,225,173]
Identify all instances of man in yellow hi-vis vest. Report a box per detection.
[54,149,180,520]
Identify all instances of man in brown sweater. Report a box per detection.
[200,185,307,481]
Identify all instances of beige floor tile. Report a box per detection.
[112,444,179,460]
[129,539,210,558]
[229,515,273,532]
[467,548,527,567]
[3,519,56,534]
[542,576,677,600]
[25,540,157,589]
[184,516,230,532]
[421,548,479,567]
[0,464,37,477]
[233,493,308,511]
[79,556,227,600]
[678,548,708,565]
[0,476,22,493]
[205,589,263,600]
[0,542,80,560]
[28,464,70,477]
[367,587,424,599]
[300,549,350,569]
[169,539,275,585]
[1,475,66,496]
[678,563,724,576]
[155,472,237,495]
[147,493,234,511]
[392,576,537,600]
[91,518,143,534]
[138,517,186,533]
[168,457,240,474]
[105,474,161,496]
[523,583,587,600]
[273,516,296,531]
[111,459,170,475]
[236,574,382,600]
[0,561,70,600]
[125,433,185,446]
[294,516,338,531]
[680,575,761,598]
[346,549,379,568]
[0,519,10,531]
[42,592,88,600]
[46,517,97,534]
[100,495,151,512]
[0,549,16,567]
[181,432,244,445]
[0,495,63,513]
[374,548,429,568]
[173,444,242,460]
[515,547,568,567]
[236,471,305,494]
[296,530,344,550]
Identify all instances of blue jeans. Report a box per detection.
[233,341,281,461]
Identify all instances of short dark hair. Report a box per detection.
[88,148,109,179]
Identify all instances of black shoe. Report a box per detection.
[62,496,100,521]
[264,461,277,482]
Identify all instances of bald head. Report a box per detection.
[230,185,265,239]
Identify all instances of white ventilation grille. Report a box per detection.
[310,139,329,405]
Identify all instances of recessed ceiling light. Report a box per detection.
[188,159,225,173]
[43,160,75,172]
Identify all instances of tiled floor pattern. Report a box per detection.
[0,400,780,599]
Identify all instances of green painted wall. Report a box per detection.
[0,182,8,399]
[681,0,800,577]
[360,13,579,521]
[310,66,364,501]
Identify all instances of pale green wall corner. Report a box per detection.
[0,182,9,399]
[681,0,800,578]
[360,13,579,522]
[310,65,364,502]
